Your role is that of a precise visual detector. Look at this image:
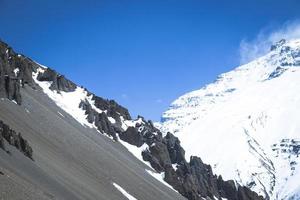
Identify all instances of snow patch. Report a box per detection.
[172,164,178,171]
[108,117,116,124]
[118,137,154,169]
[112,182,137,200]
[33,68,97,129]
[13,68,19,76]
[32,66,120,143]
[120,117,144,131]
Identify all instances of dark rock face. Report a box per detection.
[79,92,131,140]
[121,118,263,200]
[0,40,40,104]
[164,133,185,164]
[92,95,131,121]
[79,99,121,140]
[37,68,76,92]
[0,120,33,160]
[0,75,22,104]
[119,127,144,147]
[0,40,76,101]
[148,141,172,169]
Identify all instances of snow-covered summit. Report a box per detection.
[161,39,300,199]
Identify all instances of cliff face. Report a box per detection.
[0,41,39,104]
[0,120,33,159]
[0,40,263,200]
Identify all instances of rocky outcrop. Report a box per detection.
[79,93,131,140]
[0,40,41,105]
[119,126,144,147]
[37,68,76,92]
[0,75,22,104]
[92,95,131,121]
[122,118,263,200]
[79,99,119,140]
[0,40,77,105]
[0,120,33,160]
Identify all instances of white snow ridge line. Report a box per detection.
[112,182,138,200]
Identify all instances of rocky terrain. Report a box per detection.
[0,120,33,159]
[0,39,262,200]
[122,117,263,200]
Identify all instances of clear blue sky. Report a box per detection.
[1,0,300,121]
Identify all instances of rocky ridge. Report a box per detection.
[0,40,263,200]
[0,120,33,160]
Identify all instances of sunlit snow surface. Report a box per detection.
[112,183,138,200]
[33,68,95,128]
[32,67,116,140]
[161,39,300,199]
[118,136,153,169]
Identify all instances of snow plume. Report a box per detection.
[239,20,300,64]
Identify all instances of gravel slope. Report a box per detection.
[0,86,186,200]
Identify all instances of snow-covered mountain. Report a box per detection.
[161,39,300,200]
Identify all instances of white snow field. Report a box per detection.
[161,39,300,199]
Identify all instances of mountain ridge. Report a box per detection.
[0,39,262,200]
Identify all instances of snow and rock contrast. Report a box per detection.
[0,40,263,200]
[161,39,300,200]
[0,39,185,200]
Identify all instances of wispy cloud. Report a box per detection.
[239,20,300,64]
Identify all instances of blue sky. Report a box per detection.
[1,0,300,121]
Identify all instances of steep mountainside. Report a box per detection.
[161,39,300,200]
[0,40,262,200]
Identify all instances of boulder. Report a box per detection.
[119,126,144,147]
[37,68,76,92]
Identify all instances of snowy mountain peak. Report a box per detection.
[161,38,300,199]
[162,38,300,133]
[270,39,287,51]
